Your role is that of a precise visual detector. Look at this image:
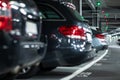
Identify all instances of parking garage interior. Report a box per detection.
[60,0,120,32]
[1,0,120,80]
[26,0,120,80]
[24,0,120,80]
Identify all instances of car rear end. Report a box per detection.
[41,23,95,67]
[36,0,95,68]
[92,29,108,51]
[56,22,94,66]
[55,1,95,65]
[95,33,108,50]
[0,0,46,76]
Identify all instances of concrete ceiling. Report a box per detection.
[82,0,120,29]
[100,0,120,28]
[104,0,120,9]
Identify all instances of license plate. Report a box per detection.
[25,21,38,34]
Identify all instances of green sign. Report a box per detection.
[96,1,101,7]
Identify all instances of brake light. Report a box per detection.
[0,0,12,32]
[58,25,86,39]
[95,34,105,39]
[0,16,12,31]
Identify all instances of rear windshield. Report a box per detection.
[37,4,64,19]
[61,2,84,21]
[11,0,37,10]
[11,0,35,8]
[11,0,39,14]
[68,7,84,21]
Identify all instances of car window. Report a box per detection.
[38,4,64,19]
[60,2,84,21]
[10,0,38,9]
[18,0,37,8]
[10,0,39,16]
[68,8,84,21]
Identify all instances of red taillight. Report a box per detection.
[58,25,86,39]
[95,34,105,39]
[0,0,12,32]
[0,16,12,32]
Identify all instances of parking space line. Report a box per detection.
[61,50,108,80]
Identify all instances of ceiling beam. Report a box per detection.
[85,0,96,10]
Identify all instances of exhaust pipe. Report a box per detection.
[10,66,21,74]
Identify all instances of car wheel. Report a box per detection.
[16,65,38,79]
[39,63,56,72]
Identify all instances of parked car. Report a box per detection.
[91,29,108,53]
[102,32,112,44]
[0,0,46,79]
[34,0,95,71]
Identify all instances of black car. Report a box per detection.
[0,0,46,79]
[34,0,95,71]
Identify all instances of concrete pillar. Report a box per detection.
[79,0,82,16]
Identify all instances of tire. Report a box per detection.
[40,67,56,72]
[39,63,56,72]
[16,65,38,79]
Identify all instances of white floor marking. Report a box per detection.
[109,45,120,48]
[76,72,92,78]
[61,50,108,80]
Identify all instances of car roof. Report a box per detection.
[34,0,87,22]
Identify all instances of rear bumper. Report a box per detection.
[0,41,45,74]
[0,54,41,75]
[41,47,95,68]
[41,34,95,68]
